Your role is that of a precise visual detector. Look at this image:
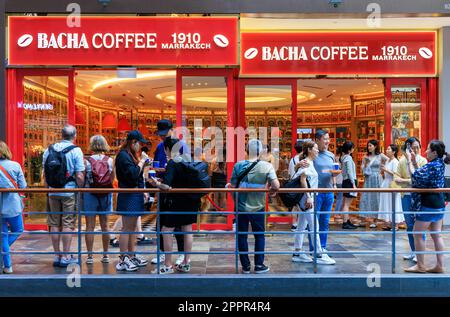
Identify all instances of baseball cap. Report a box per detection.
[156,119,173,136]
[127,130,147,143]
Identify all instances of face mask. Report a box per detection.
[133,142,140,152]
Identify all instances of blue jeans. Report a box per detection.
[402,195,425,253]
[316,193,335,249]
[237,210,265,268]
[2,215,24,268]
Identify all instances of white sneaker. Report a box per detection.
[316,254,336,265]
[175,254,191,266]
[370,223,377,228]
[131,255,148,267]
[321,248,333,258]
[412,256,417,263]
[59,256,78,267]
[151,254,165,264]
[116,256,138,272]
[292,253,313,263]
[403,253,416,261]
[3,266,13,274]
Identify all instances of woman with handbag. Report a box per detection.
[379,144,404,230]
[359,140,383,228]
[340,141,358,230]
[0,141,27,274]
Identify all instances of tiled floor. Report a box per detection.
[6,223,450,275]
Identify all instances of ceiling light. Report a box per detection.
[332,89,336,93]
[92,70,176,90]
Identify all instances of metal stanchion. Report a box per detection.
[0,193,3,271]
[313,192,318,274]
[235,192,239,274]
[156,192,161,274]
[77,192,82,272]
[391,193,396,274]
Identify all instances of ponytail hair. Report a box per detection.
[445,152,450,165]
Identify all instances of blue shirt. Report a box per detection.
[0,159,27,218]
[313,150,335,189]
[154,140,189,177]
[42,140,85,197]
[412,158,445,210]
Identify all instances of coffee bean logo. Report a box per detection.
[17,34,33,48]
[418,47,433,59]
[213,34,229,48]
[244,48,258,60]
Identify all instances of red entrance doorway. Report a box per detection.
[6,69,75,230]
[239,78,298,224]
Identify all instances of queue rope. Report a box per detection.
[205,194,224,211]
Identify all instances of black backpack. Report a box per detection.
[44,144,78,188]
[279,176,311,208]
[180,161,211,200]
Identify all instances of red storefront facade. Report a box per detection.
[5,15,439,230]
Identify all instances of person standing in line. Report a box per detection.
[379,144,404,231]
[288,141,303,231]
[291,141,335,265]
[359,140,383,229]
[340,141,358,230]
[114,130,149,272]
[43,125,85,267]
[228,139,280,274]
[312,130,340,255]
[334,146,344,224]
[150,120,189,266]
[404,140,448,273]
[0,141,27,274]
[149,136,203,274]
[82,135,114,265]
[394,137,427,262]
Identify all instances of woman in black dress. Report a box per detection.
[114,130,149,272]
[150,137,200,274]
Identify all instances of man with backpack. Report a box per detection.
[228,139,280,274]
[43,124,85,267]
[151,119,189,266]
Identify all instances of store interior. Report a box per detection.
[21,70,423,227]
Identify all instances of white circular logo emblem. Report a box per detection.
[17,34,33,48]
[244,48,258,60]
[213,34,229,48]
[418,47,433,59]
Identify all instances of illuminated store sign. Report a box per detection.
[8,16,238,66]
[241,32,436,76]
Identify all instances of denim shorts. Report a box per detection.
[416,206,445,222]
[82,193,112,216]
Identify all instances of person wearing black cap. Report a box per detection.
[114,130,149,272]
[151,120,189,266]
